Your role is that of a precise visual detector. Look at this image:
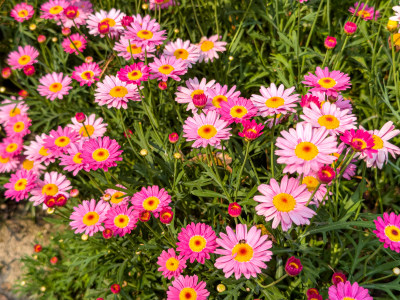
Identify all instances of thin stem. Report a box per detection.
[117,109,136,153]
[270,114,277,178]
[363,244,383,277]
[257,274,288,289]
[361,274,394,285]
[190,0,204,36]
[305,183,321,206]
[234,141,250,201]
[214,2,219,37]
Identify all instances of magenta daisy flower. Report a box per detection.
[5,115,31,138]
[176,222,217,264]
[71,62,102,87]
[104,184,129,207]
[328,281,372,300]
[38,72,72,101]
[157,248,187,279]
[131,185,171,216]
[214,224,273,279]
[340,128,377,158]
[300,171,329,206]
[86,9,126,39]
[0,98,29,126]
[149,56,187,82]
[61,33,87,55]
[124,17,166,47]
[254,176,316,231]
[4,170,37,202]
[70,199,109,236]
[10,3,34,22]
[250,83,299,117]
[163,38,200,68]
[104,204,139,237]
[23,133,56,166]
[18,158,45,176]
[0,137,23,158]
[238,119,264,141]
[80,136,123,172]
[117,63,150,85]
[167,275,209,300]
[198,35,227,63]
[0,155,19,173]
[40,0,69,20]
[94,75,141,109]
[58,1,92,28]
[183,110,232,148]
[303,67,351,98]
[219,97,258,124]
[205,83,241,111]
[43,126,79,157]
[67,113,108,140]
[276,123,338,174]
[373,212,400,253]
[59,142,85,176]
[175,77,216,112]
[7,45,39,70]
[29,171,71,206]
[349,2,380,20]
[113,37,156,61]
[150,0,176,10]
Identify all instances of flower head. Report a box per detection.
[157,248,187,279]
[38,72,72,101]
[160,207,174,224]
[317,165,336,184]
[238,119,264,141]
[328,281,372,300]
[4,170,37,202]
[104,204,139,237]
[349,2,380,21]
[167,275,209,300]
[228,202,242,217]
[344,21,358,35]
[163,38,200,68]
[44,126,80,157]
[110,283,121,294]
[205,83,241,111]
[219,97,258,124]
[62,33,87,55]
[5,115,31,138]
[131,185,171,217]
[324,36,337,49]
[40,0,69,20]
[30,171,71,206]
[87,9,126,38]
[59,141,85,176]
[285,256,303,276]
[67,113,108,141]
[117,63,150,85]
[198,35,227,63]
[124,17,166,47]
[70,199,109,236]
[373,212,400,253]
[7,45,39,70]
[340,128,377,157]
[149,55,187,82]
[10,3,34,22]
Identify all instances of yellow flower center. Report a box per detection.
[22,159,34,170]
[100,17,116,27]
[179,287,197,300]
[111,192,125,204]
[79,125,95,137]
[273,193,296,212]
[42,183,59,196]
[49,5,63,14]
[295,142,319,161]
[200,41,214,52]
[158,64,174,75]
[18,55,31,65]
[302,176,319,192]
[126,44,142,54]
[72,152,83,164]
[49,82,63,93]
[343,298,355,300]
[82,211,100,226]
[384,225,400,242]
[70,40,82,49]
[289,262,299,268]
[18,9,28,17]
[6,143,18,153]
[188,235,207,252]
[318,115,340,130]
[109,86,128,98]
[265,96,284,108]
[127,70,143,80]
[92,148,110,162]
[190,90,204,98]
[197,124,217,139]
[39,146,50,156]
[114,214,130,228]
[54,136,70,147]
[212,95,228,108]
[137,30,153,39]
[165,257,180,271]
[317,77,337,89]
[0,156,9,163]
[14,178,28,191]
[9,108,21,117]
[13,121,25,133]
[231,243,254,262]
[334,275,345,283]
[230,106,248,118]
[81,71,94,80]
[372,135,384,150]
[357,10,371,19]
[173,49,189,60]
[142,196,160,211]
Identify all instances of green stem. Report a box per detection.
[117,109,136,153]
[305,183,321,206]
[190,0,204,36]
[363,244,383,277]
[361,274,394,285]
[270,114,277,178]
[257,274,288,289]
[234,141,250,201]
[214,2,219,37]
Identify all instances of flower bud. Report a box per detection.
[85,56,93,63]
[173,152,182,159]
[317,166,336,184]
[228,56,234,61]
[393,267,400,275]
[0,87,5,93]
[34,244,42,253]
[70,188,79,197]
[44,195,57,208]
[387,20,398,33]
[55,194,67,207]
[40,286,46,292]
[50,256,58,264]
[18,90,28,98]
[37,35,46,43]
[29,24,36,31]
[121,15,134,28]
[81,234,89,241]
[192,94,207,109]
[52,37,58,42]
[285,256,303,276]
[344,21,357,36]
[140,149,148,156]
[168,132,179,144]
[61,28,70,36]
[47,207,55,214]
[110,283,121,294]
[158,81,167,90]
[216,284,226,293]
[228,202,242,217]
[23,65,35,76]
[64,6,78,19]
[142,3,149,9]
[103,193,111,201]
[332,272,347,285]
[139,210,151,222]
[102,228,113,239]
[98,21,110,34]
[174,28,179,34]
[75,112,86,123]
[324,36,337,49]
[160,208,173,224]
[1,67,11,79]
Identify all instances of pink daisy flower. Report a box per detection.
[40,0,69,20]
[149,56,187,82]
[7,45,39,70]
[254,176,316,231]
[71,62,102,87]
[58,1,92,28]
[238,119,265,141]
[131,185,171,217]
[38,72,72,101]
[5,115,31,138]
[149,0,176,10]
[0,137,23,158]
[59,141,85,176]
[167,275,209,300]
[29,171,71,206]
[219,97,258,124]
[104,184,130,207]
[0,155,19,173]
[163,38,200,68]
[205,83,241,111]
[86,9,126,39]
[124,17,166,47]
[349,2,380,20]
[23,133,56,166]
[332,143,357,180]
[301,102,357,135]
[176,222,217,264]
[175,77,216,112]
[43,126,79,157]
[300,171,329,206]
[117,63,150,85]
[4,170,37,202]
[250,83,299,117]
[328,281,373,300]
[198,35,227,63]
[214,224,273,279]
[157,248,187,279]
[373,212,400,253]
[61,33,87,55]
[80,136,123,172]
[67,113,108,140]
[183,110,232,148]
[340,128,377,158]
[113,37,156,61]
[275,123,338,174]
[303,67,351,98]
[70,199,109,236]
[10,2,34,22]
[94,75,141,109]
[18,158,46,176]
[0,98,29,126]
[104,204,139,237]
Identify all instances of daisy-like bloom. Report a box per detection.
[131,185,171,217]
[167,275,209,300]
[18,158,46,176]
[149,0,176,10]
[70,199,109,236]
[349,2,380,21]
[301,102,357,135]
[219,97,258,124]
[183,110,231,148]
[275,123,338,174]
[0,155,19,173]
[163,38,200,68]
[86,9,125,39]
[44,126,79,157]
[254,176,316,231]
[40,0,69,20]
[160,207,174,224]
[139,210,151,222]
[71,62,102,87]
[238,119,265,141]
[104,204,139,237]
[332,272,347,285]
[61,33,87,55]
[10,2,34,22]
[38,72,72,101]
[176,222,217,264]
[113,37,156,61]
[24,133,56,166]
[300,171,328,206]
[250,83,299,117]
[117,63,150,85]
[124,17,166,47]
[0,98,29,126]
[198,35,227,63]
[29,171,71,206]
[340,128,377,158]
[104,185,129,207]
[7,45,39,70]
[307,288,320,298]
[285,256,303,276]
[5,115,31,138]
[373,212,400,253]
[303,67,351,99]
[0,137,23,158]
[67,113,108,140]
[175,77,216,112]
[328,281,373,300]
[332,143,357,180]
[157,248,187,279]
[94,75,141,109]
[58,1,93,28]
[300,94,321,109]
[149,55,188,82]
[59,142,85,176]
[4,170,37,202]
[317,165,336,184]
[110,283,121,294]
[81,136,123,172]
[205,83,241,111]
[390,6,400,21]
[214,224,273,280]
